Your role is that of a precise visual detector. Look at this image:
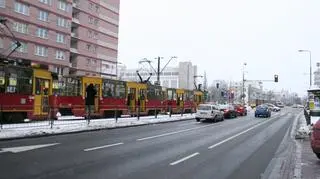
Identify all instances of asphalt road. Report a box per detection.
[0,108,300,179]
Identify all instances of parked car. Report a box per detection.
[233,104,247,116]
[311,119,320,159]
[219,104,237,119]
[265,103,281,112]
[255,105,271,118]
[195,104,224,122]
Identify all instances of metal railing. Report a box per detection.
[0,104,196,130]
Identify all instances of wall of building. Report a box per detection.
[0,0,120,78]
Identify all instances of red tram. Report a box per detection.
[0,63,204,123]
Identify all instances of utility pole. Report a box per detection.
[156,56,161,85]
[187,63,190,89]
[139,56,177,86]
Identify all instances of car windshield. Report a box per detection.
[198,105,211,110]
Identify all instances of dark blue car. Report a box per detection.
[255,105,271,118]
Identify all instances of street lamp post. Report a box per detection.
[242,62,247,105]
[298,50,312,87]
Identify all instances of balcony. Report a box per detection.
[72,18,80,24]
[70,48,78,54]
[98,14,119,25]
[98,27,118,38]
[97,40,117,50]
[99,1,119,13]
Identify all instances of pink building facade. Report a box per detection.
[0,0,120,77]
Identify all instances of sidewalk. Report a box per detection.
[0,114,195,140]
[294,113,320,179]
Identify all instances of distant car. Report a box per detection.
[219,104,237,119]
[233,104,247,116]
[195,104,224,122]
[311,120,320,159]
[275,102,285,108]
[265,103,281,112]
[255,105,271,118]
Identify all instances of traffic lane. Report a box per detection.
[0,113,273,179]
[0,112,256,150]
[146,112,294,179]
[3,114,288,179]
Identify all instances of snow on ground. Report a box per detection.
[0,114,195,140]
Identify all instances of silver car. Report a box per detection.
[195,104,224,122]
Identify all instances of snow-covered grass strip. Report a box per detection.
[0,114,195,140]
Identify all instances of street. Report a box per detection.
[0,108,299,179]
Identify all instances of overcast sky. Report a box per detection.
[117,0,320,96]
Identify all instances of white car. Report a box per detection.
[265,103,281,112]
[195,104,224,122]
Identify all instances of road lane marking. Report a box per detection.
[208,118,275,149]
[137,123,221,141]
[84,142,124,152]
[170,152,200,166]
[0,143,60,154]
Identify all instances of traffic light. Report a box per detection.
[216,83,219,88]
[274,75,278,82]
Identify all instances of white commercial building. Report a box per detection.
[118,61,198,89]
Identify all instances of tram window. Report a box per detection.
[59,78,81,96]
[0,71,5,93]
[35,78,41,95]
[147,87,156,99]
[167,90,173,100]
[18,77,32,94]
[103,80,115,97]
[115,82,125,98]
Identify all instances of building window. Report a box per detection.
[92,59,97,65]
[0,37,3,48]
[12,22,28,34]
[86,58,90,65]
[94,19,99,26]
[36,27,48,39]
[88,16,93,24]
[39,0,51,5]
[56,33,65,43]
[92,45,97,53]
[39,10,49,21]
[86,44,91,51]
[35,45,48,57]
[58,0,67,11]
[57,17,67,27]
[93,32,98,39]
[0,0,5,8]
[87,30,93,38]
[95,5,99,13]
[11,41,28,53]
[89,3,93,10]
[14,2,29,15]
[55,50,65,60]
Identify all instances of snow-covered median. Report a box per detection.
[0,114,195,140]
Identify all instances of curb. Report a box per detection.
[0,117,195,141]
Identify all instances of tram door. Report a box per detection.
[128,88,136,112]
[139,89,147,112]
[82,77,102,114]
[34,69,52,116]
